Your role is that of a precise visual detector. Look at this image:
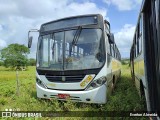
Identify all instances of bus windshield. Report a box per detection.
[37,28,104,70]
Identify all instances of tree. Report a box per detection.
[28,58,36,66]
[0,61,3,66]
[1,43,30,70]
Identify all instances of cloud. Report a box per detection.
[0,0,107,19]
[0,39,7,49]
[114,24,135,58]
[0,25,3,31]
[0,0,69,19]
[103,0,111,5]
[0,1,18,16]
[103,0,142,11]
[67,2,107,17]
[0,0,107,58]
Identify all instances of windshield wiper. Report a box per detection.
[72,26,82,45]
[69,26,82,55]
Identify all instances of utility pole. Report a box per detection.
[16,69,20,96]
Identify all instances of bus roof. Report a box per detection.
[41,14,103,26]
[40,14,106,32]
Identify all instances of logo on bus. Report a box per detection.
[62,76,66,82]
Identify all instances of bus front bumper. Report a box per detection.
[36,83,107,104]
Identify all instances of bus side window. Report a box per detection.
[118,51,120,60]
[110,44,114,57]
[136,16,143,56]
[139,17,142,53]
[110,44,112,56]
[116,46,118,59]
[115,46,117,58]
[113,44,115,57]
[137,26,139,55]
[105,32,110,55]
[134,37,137,58]
[139,36,142,54]
[104,23,110,55]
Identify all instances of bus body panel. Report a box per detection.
[36,83,107,104]
[31,14,121,104]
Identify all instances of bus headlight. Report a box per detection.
[36,78,47,89]
[87,76,107,90]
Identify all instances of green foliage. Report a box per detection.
[27,58,36,66]
[0,43,30,70]
[0,97,7,105]
[0,65,146,119]
[121,60,129,65]
[0,61,3,66]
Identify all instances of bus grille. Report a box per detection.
[45,75,85,83]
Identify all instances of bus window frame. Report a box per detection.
[134,16,143,59]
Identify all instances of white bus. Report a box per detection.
[28,14,121,104]
[130,0,160,119]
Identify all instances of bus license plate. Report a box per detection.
[58,94,70,99]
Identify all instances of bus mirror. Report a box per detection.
[27,29,39,48]
[96,52,103,62]
[108,33,114,44]
[28,36,33,48]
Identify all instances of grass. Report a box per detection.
[0,65,148,119]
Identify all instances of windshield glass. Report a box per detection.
[37,29,104,70]
[42,16,98,32]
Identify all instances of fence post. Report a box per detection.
[16,70,20,96]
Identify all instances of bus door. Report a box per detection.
[144,0,160,115]
[130,46,135,81]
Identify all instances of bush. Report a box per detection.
[27,58,36,66]
[0,61,4,66]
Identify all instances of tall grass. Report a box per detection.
[0,65,147,119]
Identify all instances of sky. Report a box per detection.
[0,0,142,58]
